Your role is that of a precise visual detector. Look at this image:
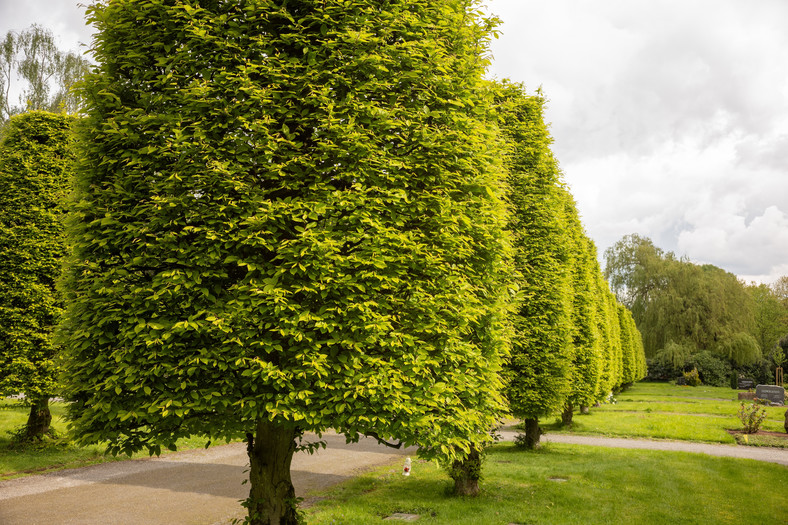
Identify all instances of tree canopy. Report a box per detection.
[59,1,511,522]
[495,81,645,442]
[0,111,74,440]
[1,25,89,126]
[605,234,787,385]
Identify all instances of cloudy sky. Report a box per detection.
[2,0,787,284]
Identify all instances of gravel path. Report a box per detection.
[1,430,785,524]
[502,431,788,466]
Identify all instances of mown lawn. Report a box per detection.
[541,382,787,445]
[0,399,212,480]
[304,442,788,525]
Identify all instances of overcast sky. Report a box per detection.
[2,0,786,285]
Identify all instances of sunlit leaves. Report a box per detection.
[0,111,74,404]
[60,0,511,463]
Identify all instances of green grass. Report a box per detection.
[0,399,213,480]
[541,382,787,444]
[304,442,788,525]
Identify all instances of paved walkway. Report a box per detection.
[0,432,415,525]
[1,431,785,524]
[518,432,788,466]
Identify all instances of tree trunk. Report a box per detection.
[450,446,482,496]
[523,417,542,449]
[245,420,300,525]
[24,396,52,441]
[580,405,590,415]
[561,404,573,427]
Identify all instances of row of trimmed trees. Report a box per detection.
[497,82,646,451]
[0,2,645,524]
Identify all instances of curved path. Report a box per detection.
[0,431,785,524]
[0,432,415,525]
[512,431,788,466]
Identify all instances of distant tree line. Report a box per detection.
[605,234,787,386]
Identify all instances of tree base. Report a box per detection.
[20,397,52,442]
[519,418,542,449]
[561,405,573,427]
[245,421,300,525]
[449,447,482,496]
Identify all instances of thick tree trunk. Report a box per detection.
[245,420,299,525]
[580,405,590,415]
[24,397,52,441]
[450,446,482,496]
[561,404,573,427]
[523,417,542,449]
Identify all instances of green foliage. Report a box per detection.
[688,351,732,387]
[737,403,767,434]
[0,111,74,407]
[682,368,702,387]
[655,340,693,370]
[618,304,637,384]
[718,332,761,367]
[563,199,601,408]
[494,81,573,421]
[747,283,788,355]
[0,25,89,124]
[60,0,510,469]
[604,235,755,359]
[595,278,624,398]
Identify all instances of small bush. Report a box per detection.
[688,351,732,387]
[738,403,767,434]
[645,358,673,381]
[683,368,702,386]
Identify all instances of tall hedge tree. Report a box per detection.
[60,1,511,523]
[496,81,573,449]
[0,111,73,440]
[562,217,601,426]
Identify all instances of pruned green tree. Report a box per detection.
[604,290,624,392]
[59,1,511,522]
[560,196,600,426]
[0,24,89,126]
[0,111,74,440]
[593,273,617,401]
[495,81,573,449]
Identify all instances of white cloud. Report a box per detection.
[486,0,788,283]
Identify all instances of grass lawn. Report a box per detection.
[0,398,212,480]
[540,382,787,445]
[304,442,788,525]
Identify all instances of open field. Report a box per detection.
[304,442,788,525]
[541,382,787,445]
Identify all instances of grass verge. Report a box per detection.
[305,442,788,525]
[541,382,787,445]
[0,399,212,480]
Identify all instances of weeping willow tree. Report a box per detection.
[605,235,755,357]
